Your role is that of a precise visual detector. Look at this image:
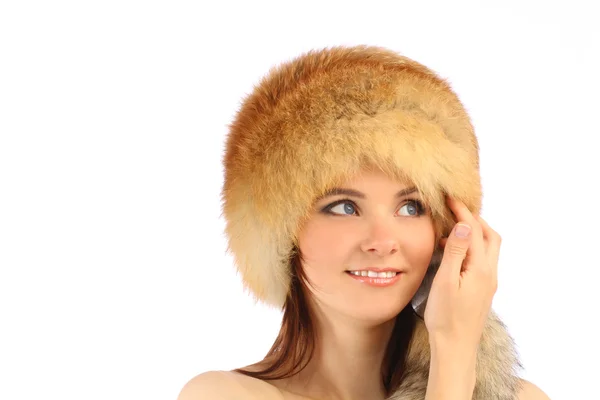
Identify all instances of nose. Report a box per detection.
[360,219,399,256]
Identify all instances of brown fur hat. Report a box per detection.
[221,45,521,399]
[221,45,482,307]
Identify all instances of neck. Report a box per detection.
[282,303,396,400]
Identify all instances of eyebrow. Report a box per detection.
[315,186,419,202]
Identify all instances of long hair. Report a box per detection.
[234,244,420,396]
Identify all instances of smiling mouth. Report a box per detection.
[345,270,399,278]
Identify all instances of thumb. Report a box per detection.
[439,223,472,279]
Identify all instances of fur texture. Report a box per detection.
[390,310,522,399]
[221,45,522,398]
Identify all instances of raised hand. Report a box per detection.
[424,196,500,355]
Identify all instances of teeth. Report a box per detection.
[349,271,398,278]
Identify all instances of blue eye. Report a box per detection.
[399,201,420,216]
[327,201,357,216]
[323,199,426,217]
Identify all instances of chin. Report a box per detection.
[343,299,409,326]
[356,313,402,327]
[339,282,417,324]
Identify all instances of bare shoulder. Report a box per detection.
[177,371,245,399]
[177,370,283,400]
[517,379,551,400]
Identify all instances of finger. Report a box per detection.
[438,222,473,282]
[446,197,485,271]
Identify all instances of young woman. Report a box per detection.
[179,45,550,399]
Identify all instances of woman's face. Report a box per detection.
[297,168,436,325]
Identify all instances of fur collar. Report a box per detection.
[389,311,522,399]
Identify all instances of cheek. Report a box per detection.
[298,218,436,278]
[402,230,436,269]
[297,220,352,275]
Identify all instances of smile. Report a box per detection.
[347,270,398,278]
[345,270,402,287]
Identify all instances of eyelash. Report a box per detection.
[321,198,427,217]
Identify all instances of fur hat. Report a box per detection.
[220,45,522,398]
[222,45,482,307]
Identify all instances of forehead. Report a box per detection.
[314,168,420,203]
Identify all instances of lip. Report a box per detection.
[363,267,402,272]
[347,266,403,273]
[345,271,403,287]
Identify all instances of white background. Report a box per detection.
[1,1,598,399]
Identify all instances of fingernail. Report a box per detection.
[455,224,471,238]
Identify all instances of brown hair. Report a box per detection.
[233,245,419,396]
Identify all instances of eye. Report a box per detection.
[323,199,427,217]
[326,200,357,216]
[399,200,426,216]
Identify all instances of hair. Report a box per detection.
[233,243,421,396]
